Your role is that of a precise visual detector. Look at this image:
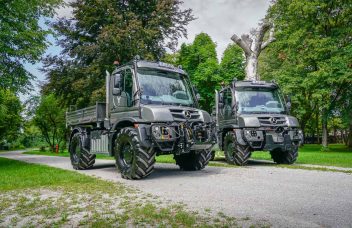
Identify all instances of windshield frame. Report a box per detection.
[234,87,287,114]
[136,67,197,108]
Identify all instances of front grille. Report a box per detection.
[170,109,201,121]
[258,116,286,126]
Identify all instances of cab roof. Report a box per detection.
[113,59,187,75]
[234,80,278,89]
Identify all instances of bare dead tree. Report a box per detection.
[231,20,275,81]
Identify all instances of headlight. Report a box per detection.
[285,117,300,127]
[152,125,173,140]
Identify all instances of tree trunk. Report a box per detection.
[343,130,347,146]
[348,114,352,149]
[245,54,259,81]
[321,110,328,148]
[231,20,275,81]
[316,111,320,144]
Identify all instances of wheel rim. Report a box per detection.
[120,142,133,167]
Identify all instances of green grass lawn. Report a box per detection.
[0,157,115,191]
[250,144,352,168]
[0,157,241,227]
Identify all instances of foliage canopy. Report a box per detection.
[43,0,195,108]
[0,0,62,93]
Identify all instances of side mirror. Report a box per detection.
[286,95,291,103]
[113,88,121,96]
[196,93,201,101]
[286,102,291,113]
[286,95,291,113]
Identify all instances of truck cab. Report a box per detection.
[215,79,301,165]
[66,57,215,179]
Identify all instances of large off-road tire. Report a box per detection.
[224,131,251,166]
[270,146,298,164]
[69,132,96,170]
[114,127,155,179]
[175,150,211,171]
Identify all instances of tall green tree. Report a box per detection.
[43,0,195,108]
[0,89,22,144]
[178,34,245,112]
[219,44,245,82]
[34,94,66,152]
[260,0,352,148]
[178,33,219,112]
[0,0,62,93]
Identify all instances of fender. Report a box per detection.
[68,126,90,152]
[218,124,241,150]
[110,117,146,132]
[109,118,151,156]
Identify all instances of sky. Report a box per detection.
[23,0,270,99]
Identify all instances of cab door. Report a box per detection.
[110,67,139,122]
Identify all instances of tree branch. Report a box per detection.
[252,21,271,54]
[261,24,276,51]
[231,34,252,56]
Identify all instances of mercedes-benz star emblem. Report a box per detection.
[183,110,191,119]
[270,117,277,124]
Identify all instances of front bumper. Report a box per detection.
[235,127,301,151]
[137,122,216,155]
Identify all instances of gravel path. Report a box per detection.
[1,151,352,227]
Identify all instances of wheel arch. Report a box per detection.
[220,127,235,150]
[110,119,136,156]
[68,126,90,151]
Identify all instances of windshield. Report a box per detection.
[137,68,195,106]
[235,87,286,114]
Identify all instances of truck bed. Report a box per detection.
[66,102,106,126]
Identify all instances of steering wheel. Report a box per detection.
[266,101,279,108]
[172,91,189,100]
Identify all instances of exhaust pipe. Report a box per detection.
[105,70,110,119]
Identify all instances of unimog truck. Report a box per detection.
[66,57,215,179]
[215,79,301,165]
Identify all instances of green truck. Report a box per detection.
[66,57,215,179]
[215,79,301,165]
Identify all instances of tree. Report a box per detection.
[0,89,22,144]
[231,20,275,80]
[34,94,66,152]
[219,44,245,81]
[177,34,245,112]
[43,0,195,108]
[0,0,62,93]
[260,0,352,148]
[178,33,220,112]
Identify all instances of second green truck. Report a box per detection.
[214,79,301,165]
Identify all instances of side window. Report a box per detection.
[124,69,133,102]
[223,89,233,117]
[120,69,133,107]
[114,73,121,88]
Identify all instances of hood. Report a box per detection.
[238,114,300,128]
[140,105,211,123]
